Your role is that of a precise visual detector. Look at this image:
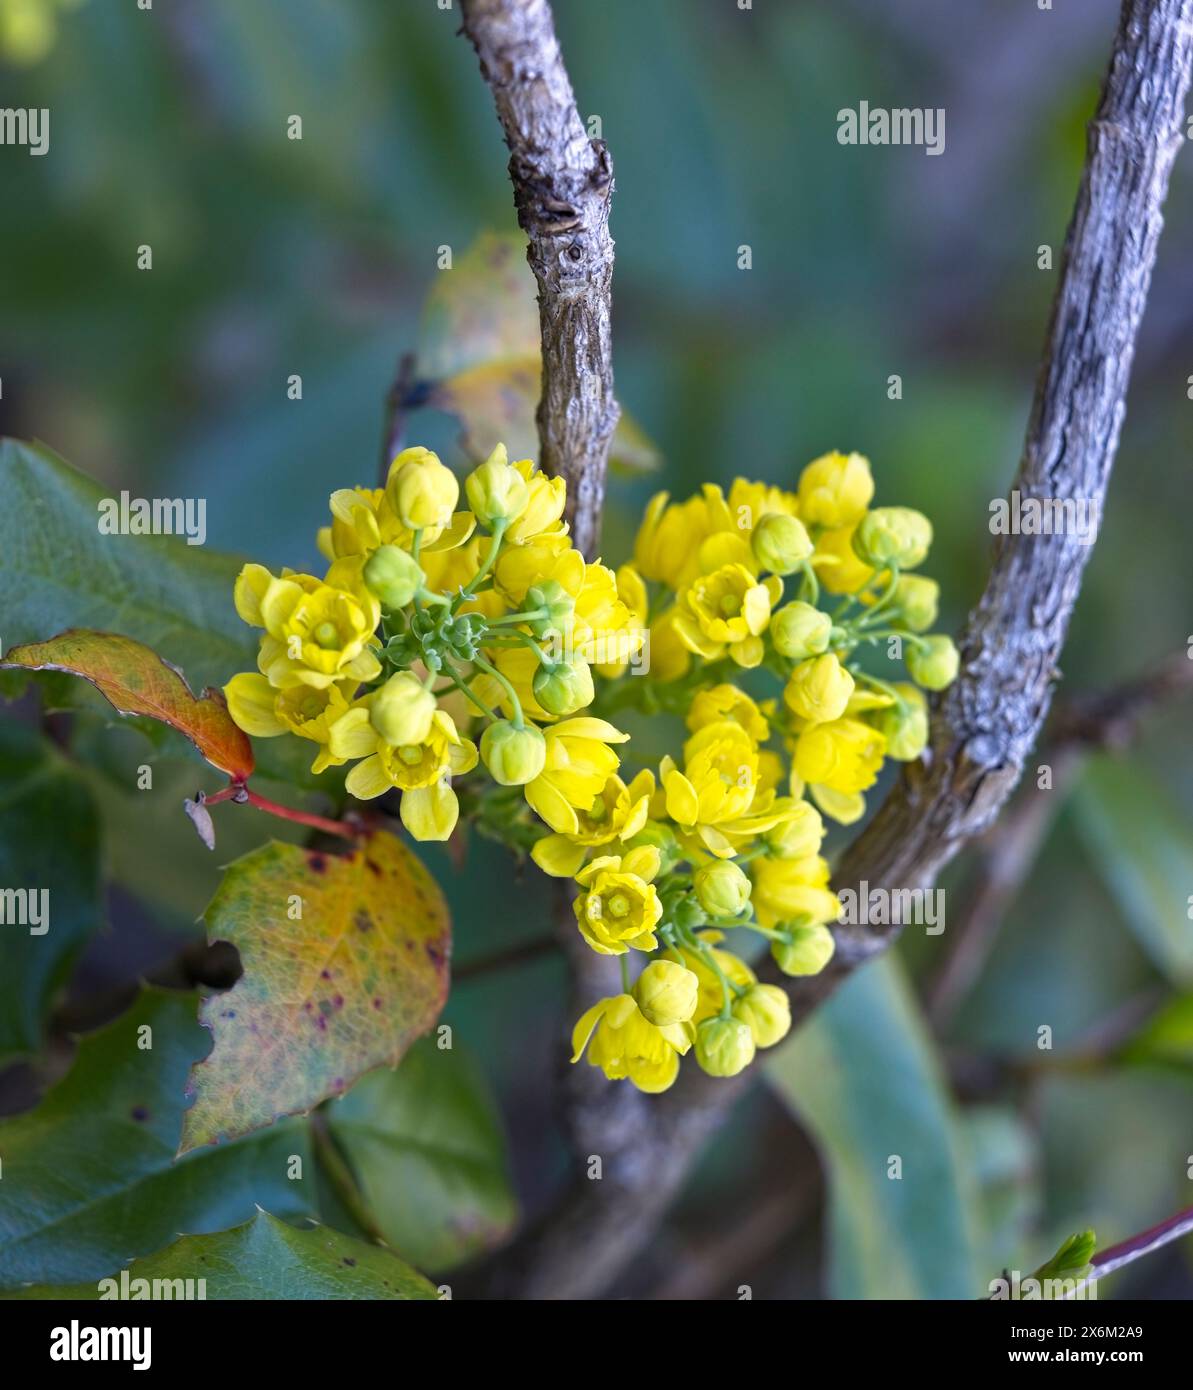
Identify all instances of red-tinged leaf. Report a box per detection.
[0,629,253,781]
[179,830,450,1152]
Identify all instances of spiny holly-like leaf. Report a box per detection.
[0,990,315,1291]
[1,630,253,781]
[180,830,450,1153]
[418,230,660,473]
[6,1210,437,1301]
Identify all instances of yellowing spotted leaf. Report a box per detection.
[180,830,449,1152]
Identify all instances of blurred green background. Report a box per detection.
[2,0,1192,1298]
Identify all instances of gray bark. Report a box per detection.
[460,0,619,560]
[466,0,1193,1298]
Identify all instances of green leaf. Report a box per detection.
[0,439,252,691]
[0,438,340,792]
[180,831,450,1152]
[0,990,316,1291]
[1,630,254,780]
[766,955,978,1298]
[6,1210,437,1301]
[0,722,102,1061]
[1072,756,1193,984]
[326,1039,516,1272]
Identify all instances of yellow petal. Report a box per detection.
[401,781,459,840]
[531,834,587,878]
[663,768,700,826]
[224,673,285,737]
[345,754,393,800]
[233,564,274,627]
[328,706,379,760]
[810,784,866,825]
[571,998,613,1062]
[259,576,306,636]
[525,776,580,833]
[621,845,661,882]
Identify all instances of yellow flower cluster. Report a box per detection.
[566,451,958,1093]
[224,444,957,1095]
[225,444,640,842]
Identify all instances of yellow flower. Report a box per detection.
[633,960,699,1026]
[664,929,757,1024]
[772,923,836,976]
[479,719,547,786]
[693,859,752,917]
[674,563,781,669]
[387,446,460,533]
[750,853,841,930]
[330,706,478,840]
[634,486,725,589]
[797,451,873,528]
[465,443,530,527]
[763,798,826,859]
[793,716,887,825]
[732,984,791,1048]
[224,673,357,774]
[573,846,663,955]
[784,652,855,725]
[504,458,567,545]
[320,483,473,561]
[571,993,692,1094]
[524,717,630,833]
[852,506,932,570]
[694,1016,755,1077]
[770,601,833,661]
[660,720,793,857]
[751,512,812,576]
[531,769,654,878]
[646,607,693,682]
[235,563,381,690]
[595,563,648,678]
[686,683,769,743]
[811,523,879,596]
[727,477,798,531]
[369,672,436,746]
[794,716,886,792]
[869,683,929,761]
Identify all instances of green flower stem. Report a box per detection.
[854,563,901,629]
[416,587,451,607]
[694,938,743,1019]
[460,521,507,603]
[488,607,548,626]
[411,529,424,613]
[619,956,631,993]
[854,669,903,703]
[798,559,820,606]
[471,650,525,729]
[441,658,500,722]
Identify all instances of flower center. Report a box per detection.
[606,893,631,919]
[719,593,741,617]
[398,745,424,765]
[313,621,341,649]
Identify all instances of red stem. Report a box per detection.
[205,782,360,840]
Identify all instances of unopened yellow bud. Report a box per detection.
[891,575,939,632]
[363,544,424,609]
[480,719,547,786]
[370,672,436,746]
[693,860,752,918]
[784,652,854,724]
[464,443,529,528]
[532,655,594,716]
[633,959,699,1026]
[751,513,812,575]
[797,451,873,528]
[387,448,459,531]
[732,983,791,1048]
[852,507,932,569]
[772,922,836,976]
[907,634,959,691]
[771,601,832,660]
[694,1016,756,1077]
[870,684,928,761]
